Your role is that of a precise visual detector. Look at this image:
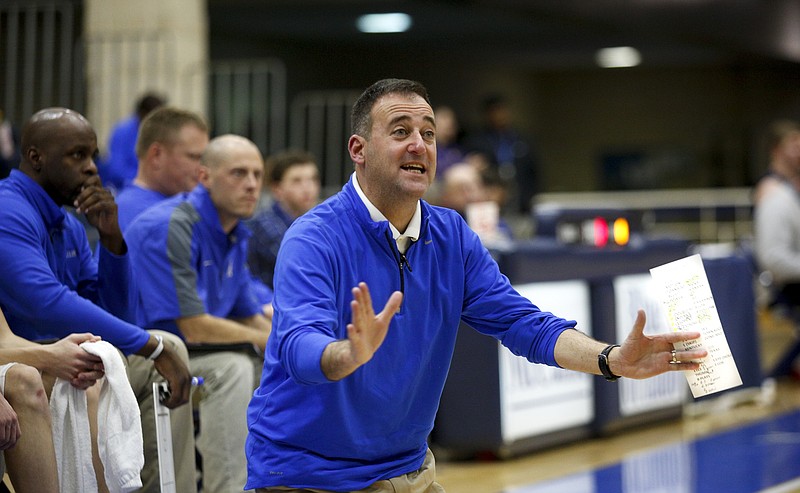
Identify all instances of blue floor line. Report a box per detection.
[506,409,800,493]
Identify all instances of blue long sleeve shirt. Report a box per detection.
[245,177,575,489]
[0,170,149,354]
[245,201,294,289]
[105,115,140,191]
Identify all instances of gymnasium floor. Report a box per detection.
[435,310,800,493]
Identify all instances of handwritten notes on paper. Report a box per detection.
[650,254,742,398]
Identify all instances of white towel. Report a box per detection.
[50,371,98,492]
[50,340,144,493]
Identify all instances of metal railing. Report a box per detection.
[209,59,287,156]
[1,1,84,124]
[289,89,361,194]
[2,2,368,194]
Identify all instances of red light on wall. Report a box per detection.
[593,217,609,247]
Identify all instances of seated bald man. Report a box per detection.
[126,134,271,493]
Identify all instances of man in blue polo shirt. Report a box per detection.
[117,107,274,310]
[115,106,209,231]
[0,107,196,493]
[126,134,271,493]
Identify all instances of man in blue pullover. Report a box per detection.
[245,79,708,492]
[0,107,197,493]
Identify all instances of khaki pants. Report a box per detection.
[190,350,259,493]
[256,448,445,493]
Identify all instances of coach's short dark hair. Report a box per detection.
[350,79,431,138]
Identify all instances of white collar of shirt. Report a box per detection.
[352,172,421,253]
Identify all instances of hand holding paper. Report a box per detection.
[611,309,707,379]
[650,254,743,397]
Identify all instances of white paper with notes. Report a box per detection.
[650,254,742,398]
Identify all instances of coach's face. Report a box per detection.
[350,93,437,211]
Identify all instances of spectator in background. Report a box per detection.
[0,108,21,179]
[126,134,272,493]
[246,149,321,290]
[466,94,541,214]
[115,106,209,231]
[479,165,511,216]
[436,161,486,215]
[104,92,166,192]
[436,162,514,244]
[753,119,800,377]
[433,105,466,179]
[0,107,196,493]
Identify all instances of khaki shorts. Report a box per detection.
[0,362,17,395]
[256,448,445,493]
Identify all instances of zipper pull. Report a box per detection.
[400,252,412,273]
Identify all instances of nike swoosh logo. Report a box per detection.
[424,239,433,245]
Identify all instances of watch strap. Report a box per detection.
[598,344,621,381]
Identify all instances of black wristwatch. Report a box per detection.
[598,344,621,381]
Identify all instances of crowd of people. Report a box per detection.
[0,79,711,493]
